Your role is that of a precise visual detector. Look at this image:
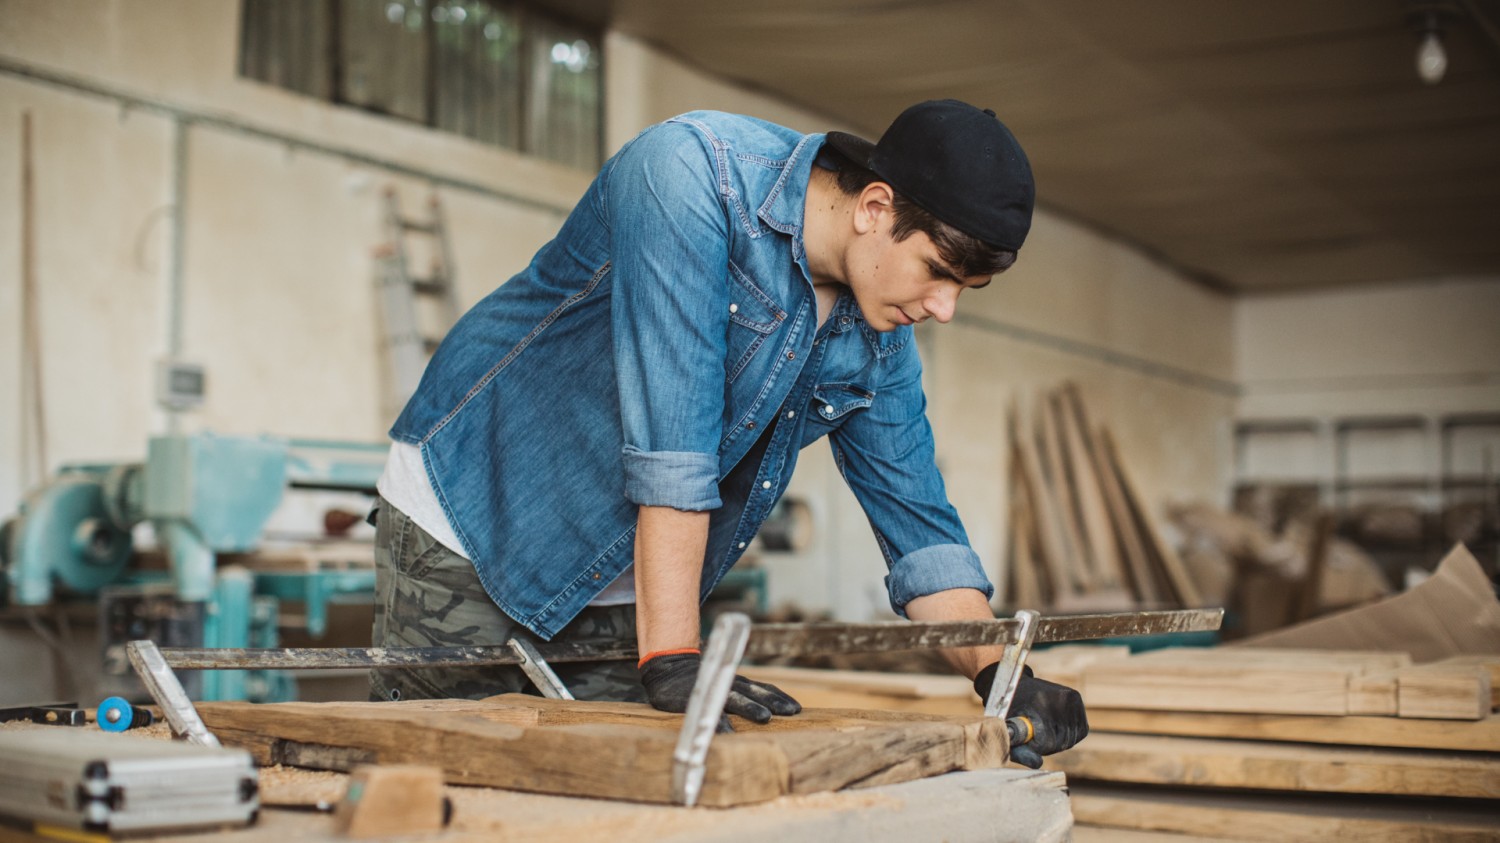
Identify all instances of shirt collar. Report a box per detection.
[756,133,826,238]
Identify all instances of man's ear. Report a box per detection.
[853,181,896,235]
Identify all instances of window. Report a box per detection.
[239,0,602,170]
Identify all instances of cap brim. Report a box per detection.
[824,131,877,169]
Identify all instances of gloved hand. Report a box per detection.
[973,663,1088,769]
[640,650,802,733]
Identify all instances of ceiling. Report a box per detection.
[547,0,1500,293]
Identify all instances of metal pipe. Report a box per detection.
[0,57,573,217]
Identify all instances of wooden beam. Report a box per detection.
[1100,429,1202,607]
[1054,387,1126,590]
[1013,411,1079,597]
[1082,654,1353,716]
[1048,732,1500,799]
[1088,425,1160,604]
[1071,782,1500,842]
[1036,394,1094,591]
[1084,708,1500,753]
[1007,442,1044,608]
[1396,662,1492,721]
[196,699,1004,807]
[1424,655,1500,709]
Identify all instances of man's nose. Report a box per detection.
[926,285,959,323]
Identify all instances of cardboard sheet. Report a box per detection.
[1239,544,1500,662]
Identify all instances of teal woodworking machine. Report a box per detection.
[0,432,386,701]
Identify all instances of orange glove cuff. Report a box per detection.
[637,647,701,669]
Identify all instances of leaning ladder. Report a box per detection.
[375,189,461,419]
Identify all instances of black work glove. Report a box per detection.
[973,663,1088,769]
[640,651,802,733]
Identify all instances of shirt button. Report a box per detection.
[738,541,747,549]
[786,410,796,419]
[787,351,796,360]
[761,480,772,489]
[841,316,851,325]
[824,405,835,415]
[592,572,601,580]
[729,303,739,314]
[747,421,756,430]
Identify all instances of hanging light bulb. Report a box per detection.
[1416,14,1448,84]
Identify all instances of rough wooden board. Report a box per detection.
[1101,429,1202,607]
[198,699,999,806]
[1054,387,1125,590]
[1046,732,1500,799]
[198,701,788,806]
[738,666,974,699]
[483,693,1011,773]
[137,767,1075,843]
[333,764,446,838]
[1425,655,1500,708]
[1132,648,1409,673]
[1348,670,1399,716]
[1015,417,1078,596]
[1025,645,1133,692]
[1397,663,1492,720]
[1085,708,1500,753]
[1087,424,1160,603]
[1036,394,1094,591]
[1009,450,1044,608]
[1070,782,1500,842]
[1082,656,1352,715]
[742,684,982,717]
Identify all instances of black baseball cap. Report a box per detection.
[825,99,1035,253]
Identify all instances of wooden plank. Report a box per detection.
[1037,394,1095,591]
[1085,708,1500,753]
[737,666,973,700]
[333,764,447,838]
[1071,782,1500,842]
[1009,448,1045,607]
[197,699,998,806]
[1055,387,1126,590]
[1151,647,1409,673]
[1047,732,1500,799]
[1397,662,1492,720]
[1087,425,1161,603]
[1013,412,1078,597]
[1027,644,1133,691]
[1082,655,1352,716]
[1421,656,1500,709]
[1348,670,1399,716]
[199,701,787,806]
[1100,429,1203,607]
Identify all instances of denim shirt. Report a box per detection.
[390,111,993,639]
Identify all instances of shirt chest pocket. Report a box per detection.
[808,382,875,429]
[724,263,786,383]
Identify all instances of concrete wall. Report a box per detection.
[0,1,1236,642]
[1233,277,1500,488]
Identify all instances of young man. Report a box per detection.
[371,100,1087,767]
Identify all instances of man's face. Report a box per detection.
[846,225,993,333]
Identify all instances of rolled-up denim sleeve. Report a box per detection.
[606,122,729,511]
[827,342,995,616]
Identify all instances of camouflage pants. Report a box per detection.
[369,497,646,703]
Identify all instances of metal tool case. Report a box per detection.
[0,729,258,834]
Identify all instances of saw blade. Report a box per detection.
[154,608,1221,670]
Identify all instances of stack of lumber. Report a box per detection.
[1006,383,1201,611]
[744,646,1500,841]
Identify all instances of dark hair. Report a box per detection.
[823,149,1017,278]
